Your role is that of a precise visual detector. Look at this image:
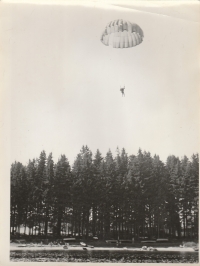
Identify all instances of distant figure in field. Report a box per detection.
[120,86,125,97]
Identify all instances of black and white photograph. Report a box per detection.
[0,0,199,264]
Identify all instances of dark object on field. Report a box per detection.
[63,245,68,249]
[119,240,132,243]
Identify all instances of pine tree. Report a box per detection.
[53,155,71,236]
[43,153,54,236]
[190,154,199,237]
[151,155,168,238]
[103,149,116,239]
[166,155,181,237]
[92,149,103,237]
[26,159,37,235]
[35,151,47,235]
[114,148,128,239]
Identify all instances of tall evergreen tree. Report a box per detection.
[53,155,71,236]
[43,153,54,236]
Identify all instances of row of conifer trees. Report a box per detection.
[11,146,199,239]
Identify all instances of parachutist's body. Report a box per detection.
[120,87,125,97]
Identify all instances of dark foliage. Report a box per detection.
[10,147,199,239]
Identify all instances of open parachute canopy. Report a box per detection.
[100,19,144,48]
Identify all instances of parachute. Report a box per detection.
[100,19,144,48]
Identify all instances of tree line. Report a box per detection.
[10,146,199,239]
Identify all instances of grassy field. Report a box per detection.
[10,239,199,262]
[11,238,199,248]
[10,249,199,263]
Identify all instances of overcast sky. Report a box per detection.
[3,2,199,165]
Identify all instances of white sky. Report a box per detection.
[2,2,200,165]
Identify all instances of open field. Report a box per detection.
[10,249,199,263]
[10,241,199,263]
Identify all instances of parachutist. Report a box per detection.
[120,87,125,97]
